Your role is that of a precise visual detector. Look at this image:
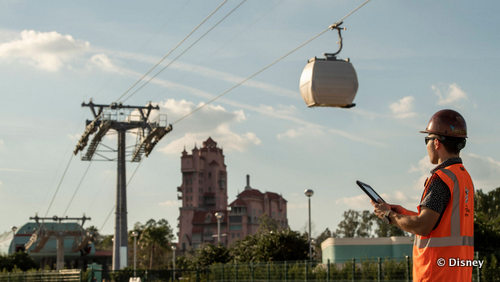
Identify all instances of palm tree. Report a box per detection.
[135,219,174,269]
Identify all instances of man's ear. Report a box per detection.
[433,138,441,150]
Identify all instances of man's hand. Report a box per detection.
[371,200,391,220]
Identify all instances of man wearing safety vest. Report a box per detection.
[372,109,474,282]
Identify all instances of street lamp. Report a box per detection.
[11,227,17,254]
[172,245,176,281]
[131,231,138,277]
[304,189,314,260]
[214,212,224,244]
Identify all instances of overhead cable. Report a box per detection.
[121,0,247,103]
[44,154,74,217]
[43,2,233,223]
[173,0,372,125]
[62,162,93,217]
[115,0,229,103]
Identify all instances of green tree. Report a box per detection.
[231,229,308,262]
[130,218,175,269]
[85,225,113,251]
[336,209,408,238]
[373,217,406,237]
[336,209,376,238]
[0,252,37,271]
[474,188,500,258]
[335,210,360,237]
[313,227,333,261]
[193,244,232,268]
[257,214,280,233]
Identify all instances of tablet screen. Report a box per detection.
[356,181,385,203]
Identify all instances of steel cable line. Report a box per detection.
[120,0,247,103]
[114,0,229,103]
[44,154,74,217]
[172,0,372,125]
[100,0,371,231]
[62,162,93,217]
[48,2,229,222]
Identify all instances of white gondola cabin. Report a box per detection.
[299,56,358,108]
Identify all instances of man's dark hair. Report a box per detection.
[438,136,466,154]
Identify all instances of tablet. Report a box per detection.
[356,180,385,203]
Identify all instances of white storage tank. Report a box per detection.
[299,57,358,108]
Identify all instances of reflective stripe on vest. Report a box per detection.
[414,168,474,248]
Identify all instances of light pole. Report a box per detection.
[304,189,314,260]
[131,231,138,277]
[215,212,223,244]
[11,226,17,253]
[172,245,176,281]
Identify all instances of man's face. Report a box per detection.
[426,135,439,164]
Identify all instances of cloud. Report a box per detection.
[159,200,180,207]
[462,153,500,191]
[409,153,500,193]
[277,126,323,140]
[90,53,122,73]
[409,156,434,189]
[158,99,261,154]
[0,30,90,71]
[108,50,299,99]
[81,48,384,147]
[389,96,416,119]
[432,83,468,106]
[287,201,308,210]
[0,168,31,173]
[335,194,369,210]
[336,191,420,211]
[0,139,4,149]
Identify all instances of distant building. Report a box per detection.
[177,137,229,251]
[227,175,288,245]
[321,236,413,264]
[0,222,110,270]
[176,137,288,251]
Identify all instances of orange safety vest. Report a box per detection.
[413,163,474,282]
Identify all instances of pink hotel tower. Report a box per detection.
[176,137,288,251]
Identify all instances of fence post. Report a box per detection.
[305,260,308,282]
[221,264,224,282]
[196,268,200,282]
[267,262,271,282]
[351,258,355,282]
[250,262,254,282]
[475,251,480,282]
[377,257,381,282]
[405,256,410,282]
[327,259,330,282]
[235,263,239,281]
[284,261,288,282]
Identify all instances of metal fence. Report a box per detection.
[107,257,487,282]
[106,258,412,281]
[0,270,81,282]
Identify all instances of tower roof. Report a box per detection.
[203,137,217,148]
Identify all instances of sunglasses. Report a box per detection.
[425,136,440,145]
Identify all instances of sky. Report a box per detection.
[0,0,499,240]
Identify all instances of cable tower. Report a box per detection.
[25,215,91,270]
[73,100,173,270]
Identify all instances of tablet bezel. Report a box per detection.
[356,180,386,203]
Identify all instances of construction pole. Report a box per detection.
[113,129,128,270]
[56,236,64,270]
[75,101,172,271]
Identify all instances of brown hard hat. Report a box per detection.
[420,109,467,138]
